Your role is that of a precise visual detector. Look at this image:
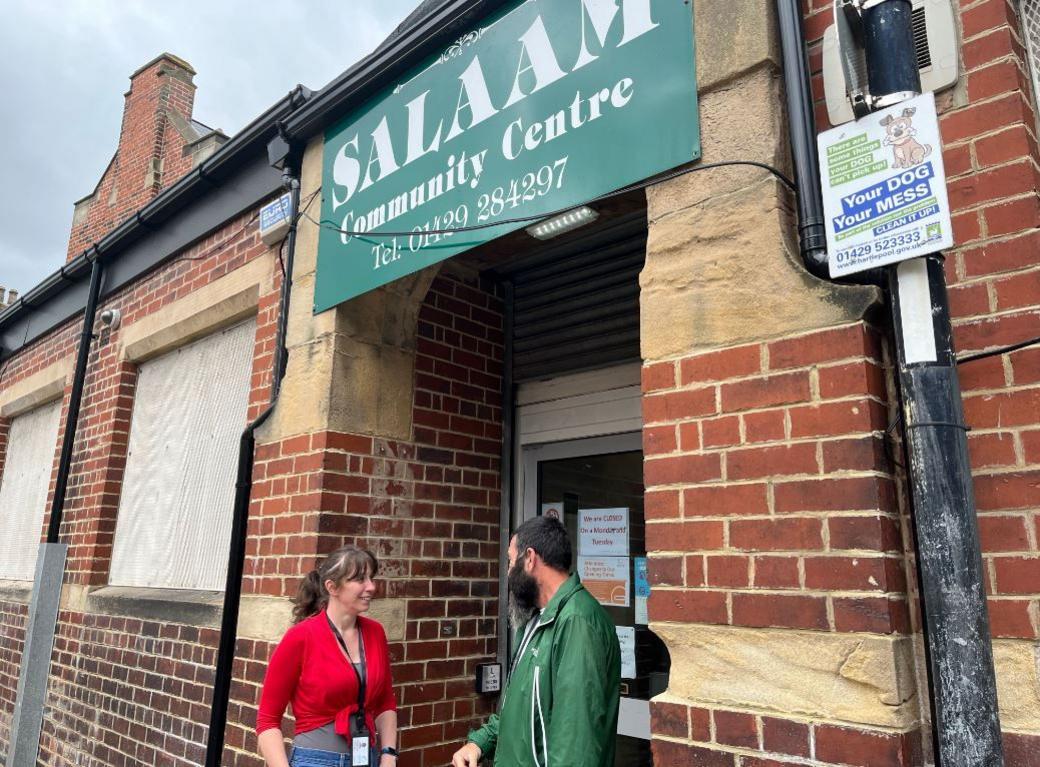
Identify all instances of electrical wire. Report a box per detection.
[957,335,1040,365]
[299,161,1040,368]
[177,211,260,262]
[305,159,796,239]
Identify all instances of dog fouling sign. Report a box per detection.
[818,92,953,278]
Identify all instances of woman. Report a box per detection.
[257,545,399,767]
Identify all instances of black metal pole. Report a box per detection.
[205,167,300,767]
[864,2,1004,764]
[775,0,829,278]
[48,255,103,543]
[496,281,515,668]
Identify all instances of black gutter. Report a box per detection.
[775,0,830,278]
[0,87,311,358]
[204,162,301,767]
[46,256,103,543]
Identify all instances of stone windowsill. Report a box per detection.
[0,579,34,604]
[84,585,224,628]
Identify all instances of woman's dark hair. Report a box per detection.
[292,545,378,624]
[514,515,572,572]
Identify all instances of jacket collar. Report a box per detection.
[537,572,583,625]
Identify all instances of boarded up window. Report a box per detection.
[0,399,62,580]
[1021,0,1040,121]
[110,319,255,590]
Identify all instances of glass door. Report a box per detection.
[521,434,669,767]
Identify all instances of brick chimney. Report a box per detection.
[0,286,18,309]
[66,53,216,261]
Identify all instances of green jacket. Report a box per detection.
[468,573,621,767]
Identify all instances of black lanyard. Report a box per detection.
[326,614,367,717]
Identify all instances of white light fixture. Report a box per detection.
[526,206,599,240]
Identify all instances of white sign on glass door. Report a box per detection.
[578,508,629,556]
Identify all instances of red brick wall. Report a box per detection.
[39,615,218,765]
[0,209,280,766]
[0,599,26,752]
[220,270,504,767]
[643,322,922,767]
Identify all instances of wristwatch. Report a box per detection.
[379,746,399,759]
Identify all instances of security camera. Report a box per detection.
[99,308,121,330]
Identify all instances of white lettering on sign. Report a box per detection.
[329,0,660,213]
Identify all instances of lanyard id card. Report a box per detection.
[348,702,369,767]
[326,614,370,766]
[351,735,370,766]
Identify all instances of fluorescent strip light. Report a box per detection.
[525,206,599,240]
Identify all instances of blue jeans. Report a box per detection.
[289,745,378,767]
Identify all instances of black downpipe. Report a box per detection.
[496,281,516,669]
[775,0,829,278]
[863,2,1004,765]
[48,255,103,543]
[205,165,301,767]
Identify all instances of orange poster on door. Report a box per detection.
[578,556,630,607]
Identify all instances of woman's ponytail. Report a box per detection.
[291,545,378,624]
[292,569,326,624]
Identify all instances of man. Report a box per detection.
[452,516,621,767]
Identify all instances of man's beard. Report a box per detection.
[507,559,539,629]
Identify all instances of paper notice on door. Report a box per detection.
[578,508,629,556]
[541,502,563,521]
[634,557,649,624]
[579,556,630,607]
[616,626,636,679]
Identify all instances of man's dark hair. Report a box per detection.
[514,516,572,572]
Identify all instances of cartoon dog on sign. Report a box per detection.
[880,106,932,169]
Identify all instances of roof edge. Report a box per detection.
[0,85,312,347]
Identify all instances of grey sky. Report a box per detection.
[0,0,417,295]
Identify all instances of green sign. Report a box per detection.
[315,0,699,312]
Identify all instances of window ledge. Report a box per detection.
[0,579,34,604]
[85,585,224,627]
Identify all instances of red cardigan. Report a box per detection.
[256,613,396,738]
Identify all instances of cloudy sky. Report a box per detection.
[0,0,417,295]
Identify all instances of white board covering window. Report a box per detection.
[0,399,62,580]
[1020,1,1040,131]
[110,319,255,590]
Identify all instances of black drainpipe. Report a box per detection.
[205,161,301,767]
[775,0,829,279]
[48,252,104,541]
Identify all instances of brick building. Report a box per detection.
[0,2,1037,767]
